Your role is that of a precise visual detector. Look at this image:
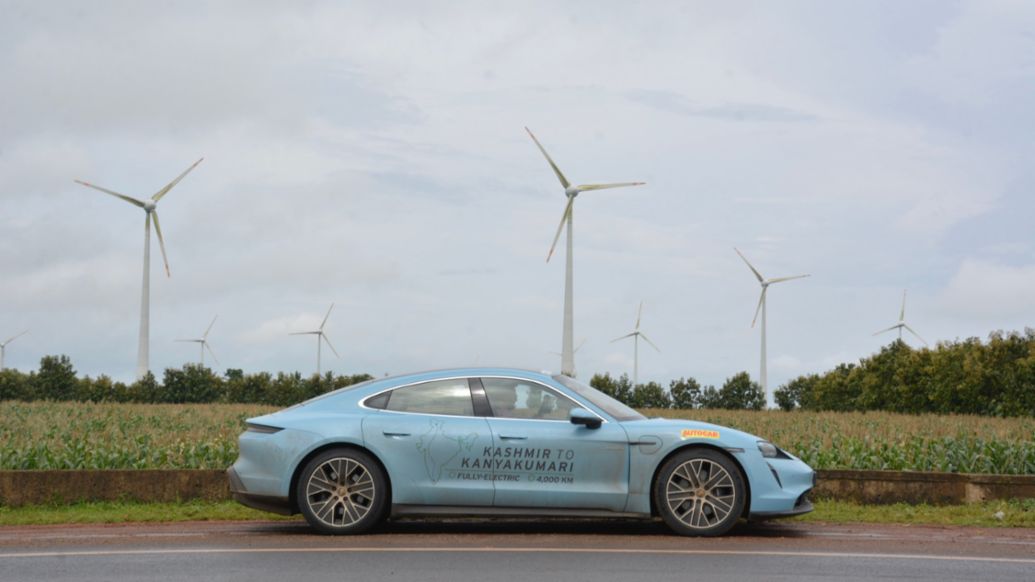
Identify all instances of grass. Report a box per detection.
[1,499,1033,528]
[793,498,1035,528]
[0,500,299,526]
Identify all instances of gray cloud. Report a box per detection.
[1,1,1032,389]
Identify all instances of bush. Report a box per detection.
[589,373,634,405]
[33,355,77,400]
[669,377,702,409]
[161,364,223,403]
[700,372,764,410]
[631,381,671,409]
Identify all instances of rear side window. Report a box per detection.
[384,379,474,416]
[365,392,390,409]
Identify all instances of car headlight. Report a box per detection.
[757,440,778,458]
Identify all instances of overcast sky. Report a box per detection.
[2,1,1033,392]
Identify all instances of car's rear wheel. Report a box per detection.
[654,448,745,536]
[296,448,387,535]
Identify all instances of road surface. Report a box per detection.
[1,519,1033,581]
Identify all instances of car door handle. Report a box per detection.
[498,435,527,441]
[382,431,411,438]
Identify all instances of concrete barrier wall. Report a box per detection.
[0,469,1033,508]
[0,470,228,507]
[813,470,1035,505]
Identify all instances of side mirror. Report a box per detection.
[569,407,602,429]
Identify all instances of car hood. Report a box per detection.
[620,417,765,449]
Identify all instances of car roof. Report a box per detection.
[369,367,556,387]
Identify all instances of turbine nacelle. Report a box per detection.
[143,201,157,212]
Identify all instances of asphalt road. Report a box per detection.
[2,519,1034,582]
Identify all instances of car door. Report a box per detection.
[476,377,630,512]
[362,377,495,507]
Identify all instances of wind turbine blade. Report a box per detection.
[320,303,335,330]
[903,324,927,346]
[151,211,171,277]
[734,248,765,283]
[640,333,661,353]
[574,338,587,354]
[289,331,320,335]
[610,332,637,343]
[574,182,646,191]
[174,339,200,343]
[322,333,341,358]
[152,158,203,202]
[203,315,218,339]
[546,195,575,262]
[635,301,643,331]
[900,290,907,322]
[767,274,810,284]
[205,342,220,366]
[751,288,766,328]
[872,324,900,336]
[2,331,28,346]
[525,127,570,188]
[74,180,146,208]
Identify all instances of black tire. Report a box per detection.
[653,448,746,536]
[295,448,388,535]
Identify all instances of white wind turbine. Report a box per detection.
[874,290,927,346]
[735,248,809,407]
[0,331,28,372]
[527,127,645,378]
[291,303,339,375]
[176,316,219,367]
[611,301,660,386]
[76,158,204,379]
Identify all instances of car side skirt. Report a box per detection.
[391,505,648,519]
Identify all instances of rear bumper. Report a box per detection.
[227,467,294,516]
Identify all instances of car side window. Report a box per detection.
[384,379,474,416]
[482,378,577,421]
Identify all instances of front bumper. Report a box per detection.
[227,467,294,516]
[749,490,814,519]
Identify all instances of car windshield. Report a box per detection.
[552,374,645,422]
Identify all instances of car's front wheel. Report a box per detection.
[654,448,746,536]
[296,448,387,534]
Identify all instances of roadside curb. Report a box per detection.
[1,469,1033,507]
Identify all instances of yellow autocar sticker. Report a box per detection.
[680,428,720,440]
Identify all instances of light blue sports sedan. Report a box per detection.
[228,368,815,536]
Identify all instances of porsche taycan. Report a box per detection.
[228,368,815,536]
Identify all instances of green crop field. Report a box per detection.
[1,401,1033,474]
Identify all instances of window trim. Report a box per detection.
[358,374,608,424]
[362,376,478,418]
[477,376,607,424]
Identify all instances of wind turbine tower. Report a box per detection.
[526,127,645,378]
[76,158,203,379]
[874,290,927,346]
[735,248,809,407]
[0,331,28,372]
[291,303,340,375]
[176,316,219,366]
[611,301,660,385]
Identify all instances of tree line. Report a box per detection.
[0,356,372,407]
[0,354,767,410]
[2,328,1032,416]
[774,330,1035,417]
